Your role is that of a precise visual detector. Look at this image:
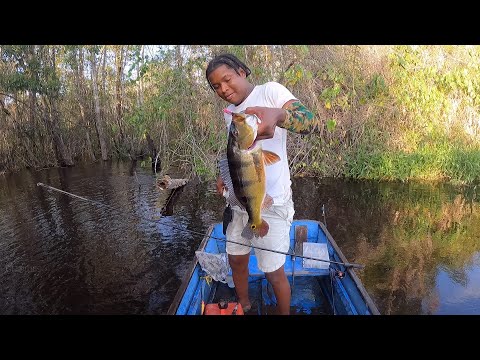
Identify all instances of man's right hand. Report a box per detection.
[216,176,226,196]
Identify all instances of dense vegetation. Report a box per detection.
[1,45,479,183]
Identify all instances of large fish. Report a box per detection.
[224,110,280,239]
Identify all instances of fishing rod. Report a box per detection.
[36,182,364,269]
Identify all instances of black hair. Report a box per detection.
[205,53,251,91]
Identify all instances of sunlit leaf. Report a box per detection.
[326,119,337,132]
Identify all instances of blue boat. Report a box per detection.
[167,219,380,315]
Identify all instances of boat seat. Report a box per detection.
[227,252,330,278]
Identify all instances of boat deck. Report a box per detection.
[209,276,334,315]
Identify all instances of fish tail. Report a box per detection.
[252,219,269,238]
[240,219,269,239]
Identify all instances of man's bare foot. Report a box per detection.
[240,301,251,313]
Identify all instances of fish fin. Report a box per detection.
[241,224,255,240]
[261,193,274,210]
[262,150,281,166]
[252,219,269,238]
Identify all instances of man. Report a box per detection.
[206,53,318,314]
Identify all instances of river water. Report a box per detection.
[1,161,479,315]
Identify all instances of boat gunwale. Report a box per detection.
[166,224,214,315]
[317,221,380,315]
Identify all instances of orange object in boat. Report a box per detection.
[204,300,244,315]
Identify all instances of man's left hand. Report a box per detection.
[244,106,285,140]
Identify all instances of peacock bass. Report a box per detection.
[226,111,280,239]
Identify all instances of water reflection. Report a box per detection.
[432,252,480,314]
[292,178,480,315]
[1,163,479,314]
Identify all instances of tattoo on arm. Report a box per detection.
[279,101,318,134]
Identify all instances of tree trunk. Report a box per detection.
[101,45,107,94]
[42,95,74,166]
[48,47,74,166]
[51,99,74,166]
[145,132,160,172]
[76,47,96,161]
[100,45,107,130]
[137,45,145,107]
[115,45,125,143]
[27,45,45,160]
[90,47,108,161]
[160,186,185,216]
[175,45,183,68]
[156,175,188,190]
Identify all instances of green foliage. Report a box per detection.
[2,45,480,184]
[124,107,148,135]
[390,47,445,130]
[388,46,480,141]
[365,74,387,99]
[439,67,480,107]
[345,137,480,184]
[315,66,356,111]
[284,64,307,87]
[326,118,337,132]
[444,147,480,184]
[0,45,61,97]
[320,84,341,102]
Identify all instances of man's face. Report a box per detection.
[208,65,248,105]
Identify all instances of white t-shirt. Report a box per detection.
[224,81,297,206]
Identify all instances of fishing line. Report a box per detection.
[36,182,364,269]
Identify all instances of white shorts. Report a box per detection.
[225,196,295,273]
